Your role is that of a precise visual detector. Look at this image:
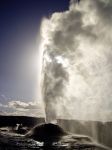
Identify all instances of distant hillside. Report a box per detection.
[57,119,112,148]
[0,115,45,127]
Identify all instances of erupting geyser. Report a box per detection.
[40,0,112,123]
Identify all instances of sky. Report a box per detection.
[0,0,69,116]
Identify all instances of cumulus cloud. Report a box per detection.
[8,100,45,117]
[0,100,45,117]
[41,0,112,121]
[9,101,37,110]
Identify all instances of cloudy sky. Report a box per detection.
[1,0,112,121]
[0,0,69,116]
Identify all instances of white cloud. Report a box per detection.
[9,101,37,110]
[8,100,45,116]
[0,100,45,117]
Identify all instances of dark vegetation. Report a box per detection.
[0,115,45,128]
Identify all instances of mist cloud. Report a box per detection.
[41,0,112,121]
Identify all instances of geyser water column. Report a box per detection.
[40,0,112,123]
[40,18,69,123]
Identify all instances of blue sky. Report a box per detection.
[0,0,69,116]
[0,0,69,104]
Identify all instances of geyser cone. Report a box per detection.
[25,123,67,144]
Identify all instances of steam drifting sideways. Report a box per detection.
[40,0,112,122]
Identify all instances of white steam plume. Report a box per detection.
[41,0,112,122]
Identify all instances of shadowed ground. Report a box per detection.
[25,123,111,150]
[0,121,111,149]
[25,123,67,145]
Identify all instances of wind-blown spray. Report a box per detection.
[40,0,112,123]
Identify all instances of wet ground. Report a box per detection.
[0,131,103,150]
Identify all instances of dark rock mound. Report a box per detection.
[25,123,67,144]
